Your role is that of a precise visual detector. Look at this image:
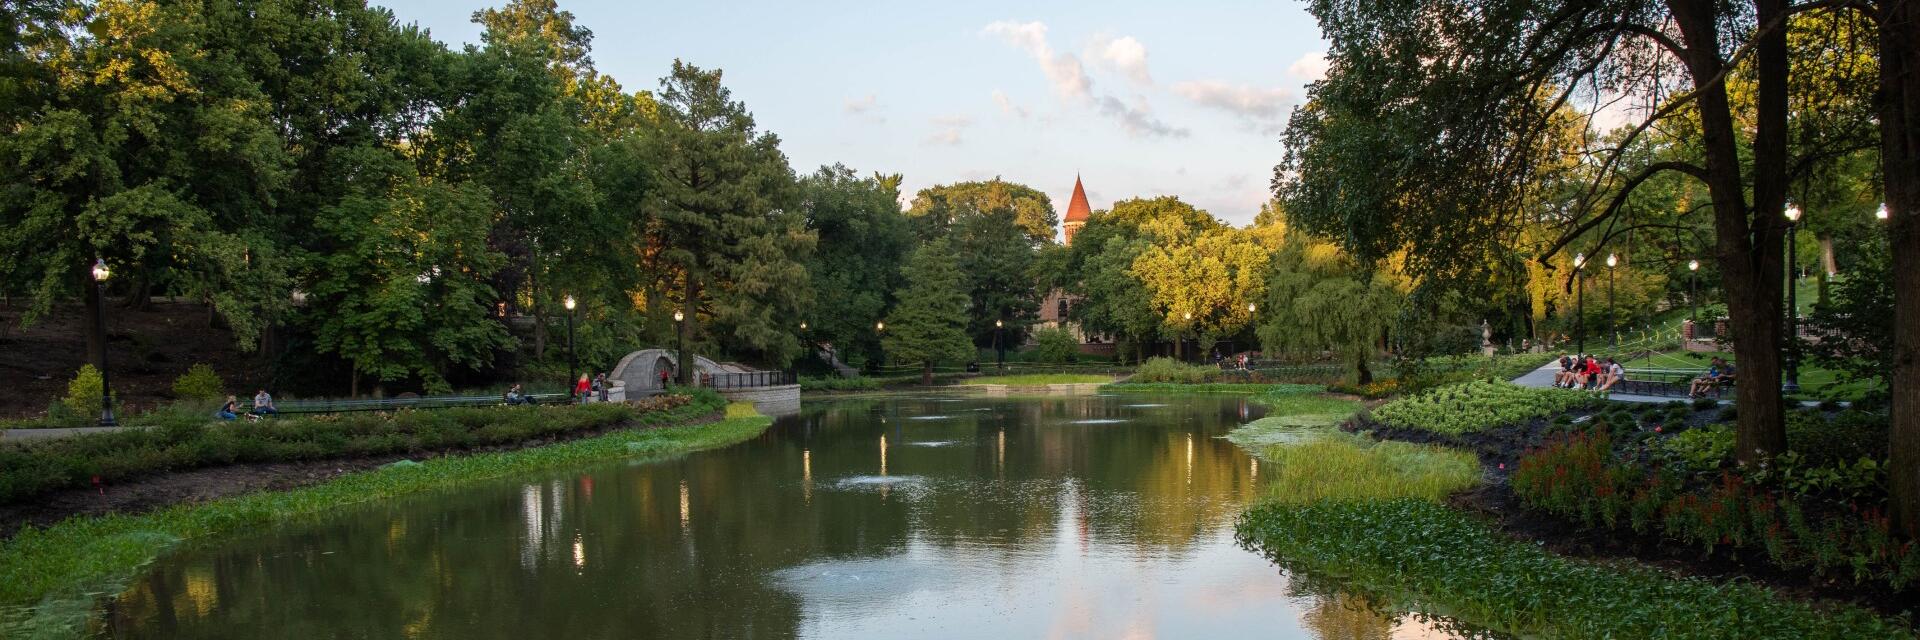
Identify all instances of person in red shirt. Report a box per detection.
[573,374,591,403]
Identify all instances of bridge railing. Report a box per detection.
[701,371,797,389]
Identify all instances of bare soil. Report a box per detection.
[0,411,720,539]
[0,300,269,419]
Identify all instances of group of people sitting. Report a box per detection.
[215,389,277,421]
[1688,357,1737,398]
[1552,354,1626,393]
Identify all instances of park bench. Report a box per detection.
[1617,367,1735,399]
[244,392,571,415]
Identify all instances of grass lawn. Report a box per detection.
[960,373,1115,385]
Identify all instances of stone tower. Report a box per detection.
[1062,175,1091,246]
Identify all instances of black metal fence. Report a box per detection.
[701,370,797,389]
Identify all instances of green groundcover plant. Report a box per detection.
[0,394,710,504]
[0,394,761,637]
[1368,379,1599,435]
[1236,499,1910,639]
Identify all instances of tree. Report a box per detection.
[1062,196,1226,361]
[645,60,810,380]
[1124,198,1264,359]
[905,180,1059,243]
[0,0,288,364]
[800,164,911,369]
[1256,229,1406,384]
[883,241,974,385]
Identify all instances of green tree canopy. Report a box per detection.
[883,240,975,384]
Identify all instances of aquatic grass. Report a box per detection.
[0,397,764,637]
[959,373,1115,385]
[1236,499,1911,639]
[1257,436,1481,505]
[1102,382,1327,396]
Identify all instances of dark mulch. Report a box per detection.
[1343,407,1920,625]
[0,411,721,540]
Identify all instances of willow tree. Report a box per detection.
[1256,229,1407,384]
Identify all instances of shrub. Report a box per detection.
[1656,424,1732,473]
[62,365,105,416]
[1368,379,1599,435]
[0,391,724,505]
[1028,327,1079,363]
[1716,406,1738,422]
[171,364,226,401]
[1129,357,1221,384]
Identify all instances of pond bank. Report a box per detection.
[1222,388,1915,638]
[0,400,772,638]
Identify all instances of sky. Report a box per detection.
[391,0,1331,229]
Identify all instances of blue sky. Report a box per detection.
[392,0,1329,228]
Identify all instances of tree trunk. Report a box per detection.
[921,361,932,386]
[531,258,546,359]
[1354,355,1373,385]
[1818,234,1838,276]
[1671,0,1789,463]
[1879,0,1920,537]
[679,276,700,385]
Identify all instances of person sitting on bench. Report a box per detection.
[251,389,278,417]
[505,383,535,406]
[1690,358,1727,397]
[1597,358,1625,393]
[1553,354,1577,388]
[216,395,240,421]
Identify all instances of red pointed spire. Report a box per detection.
[1065,175,1091,223]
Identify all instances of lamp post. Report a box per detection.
[674,309,688,386]
[91,258,116,427]
[564,295,577,398]
[1605,253,1618,349]
[1877,203,1889,221]
[1688,259,1700,323]
[1783,205,1802,393]
[994,319,1004,371]
[1572,253,1586,355]
[1182,311,1193,362]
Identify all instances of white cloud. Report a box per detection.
[1088,34,1152,86]
[1096,95,1188,138]
[982,21,1090,100]
[924,114,972,146]
[843,94,884,123]
[1172,80,1295,132]
[991,89,1030,118]
[1287,52,1329,82]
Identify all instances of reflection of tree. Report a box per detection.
[1300,591,1395,640]
[111,394,1273,638]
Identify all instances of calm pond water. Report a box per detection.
[106,394,1465,639]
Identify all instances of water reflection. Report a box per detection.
[108,394,1466,639]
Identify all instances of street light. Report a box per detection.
[1783,205,1802,393]
[875,321,885,331]
[1572,253,1586,355]
[993,318,1004,371]
[1605,253,1617,349]
[1688,259,1700,324]
[91,258,116,427]
[1877,204,1889,221]
[673,309,688,386]
[564,295,577,398]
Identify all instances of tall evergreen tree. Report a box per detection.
[884,241,974,385]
